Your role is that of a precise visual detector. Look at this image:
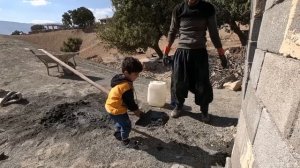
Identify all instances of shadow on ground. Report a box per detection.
[159,103,237,127]
[162,103,193,111]
[135,110,169,127]
[132,129,227,168]
[182,111,238,127]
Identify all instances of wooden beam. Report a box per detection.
[38,49,110,94]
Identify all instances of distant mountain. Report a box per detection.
[0,21,33,35]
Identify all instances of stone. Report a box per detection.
[278,0,300,59]
[245,41,257,63]
[289,103,300,155]
[256,52,300,136]
[253,109,299,168]
[248,18,263,41]
[241,60,251,100]
[225,157,232,168]
[239,138,254,168]
[223,80,242,91]
[171,164,185,168]
[257,0,291,53]
[231,110,248,168]
[244,89,263,143]
[241,81,252,116]
[231,110,254,168]
[264,0,287,11]
[249,49,265,90]
[253,0,267,18]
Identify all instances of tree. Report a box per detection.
[62,7,95,29]
[98,0,181,58]
[62,11,73,28]
[31,24,45,32]
[11,30,23,35]
[71,7,95,28]
[208,0,250,46]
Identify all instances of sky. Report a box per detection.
[0,0,114,24]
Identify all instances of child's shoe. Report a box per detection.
[113,131,122,141]
[122,139,139,149]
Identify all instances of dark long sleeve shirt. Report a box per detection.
[168,0,222,49]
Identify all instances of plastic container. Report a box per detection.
[147,81,167,107]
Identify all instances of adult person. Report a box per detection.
[163,0,228,122]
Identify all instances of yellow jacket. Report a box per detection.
[105,74,138,115]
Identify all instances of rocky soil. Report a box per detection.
[0,36,242,168]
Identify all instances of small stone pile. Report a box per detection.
[209,47,246,89]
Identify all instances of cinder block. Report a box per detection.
[231,110,248,168]
[241,60,250,100]
[257,0,291,53]
[264,0,282,10]
[253,109,299,168]
[248,18,262,41]
[231,143,241,168]
[253,0,267,18]
[278,0,300,59]
[239,137,254,168]
[256,53,300,136]
[289,0,300,31]
[251,0,256,17]
[289,104,300,155]
[232,110,255,168]
[245,41,257,63]
[225,157,232,168]
[249,49,265,90]
[241,81,251,116]
[244,89,263,144]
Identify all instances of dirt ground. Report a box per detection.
[0,36,241,168]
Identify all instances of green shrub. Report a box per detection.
[11,30,23,35]
[31,24,45,32]
[60,37,83,52]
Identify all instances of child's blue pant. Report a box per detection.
[110,113,132,140]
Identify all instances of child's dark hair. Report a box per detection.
[122,57,143,74]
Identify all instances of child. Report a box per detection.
[105,57,144,147]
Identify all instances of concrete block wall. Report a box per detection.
[231,0,300,167]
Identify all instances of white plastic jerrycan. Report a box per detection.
[147,81,167,107]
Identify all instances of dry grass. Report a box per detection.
[11,28,241,63]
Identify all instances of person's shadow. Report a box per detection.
[132,129,228,168]
[161,103,238,127]
[162,103,193,111]
[181,111,238,127]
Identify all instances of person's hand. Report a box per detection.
[217,48,228,69]
[163,54,172,66]
[217,48,225,56]
[163,46,171,66]
[219,55,228,69]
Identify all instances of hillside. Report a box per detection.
[11,29,242,63]
[0,21,33,35]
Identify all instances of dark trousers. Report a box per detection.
[171,48,213,114]
[110,113,132,140]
